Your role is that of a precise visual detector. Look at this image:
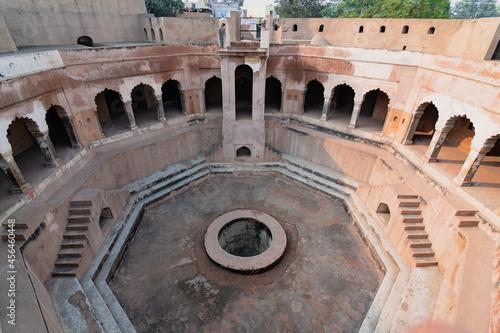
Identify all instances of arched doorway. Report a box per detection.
[359,89,390,131]
[205,76,222,113]
[303,80,324,119]
[95,89,129,137]
[162,79,183,119]
[411,103,439,146]
[235,65,253,121]
[46,105,79,161]
[265,76,282,113]
[236,146,251,158]
[328,84,355,124]
[131,84,157,127]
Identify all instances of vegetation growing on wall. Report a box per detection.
[145,0,184,17]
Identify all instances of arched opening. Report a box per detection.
[319,24,324,32]
[95,89,129,136]
[411,103,439,146]
[131,84,157,127]
[265,76,282,113]
[99,207,113,231]
[46,105,78,161]
[236,146,251,158]
[159,28,164,41]
[328,84,355,125]
[235,64,253,121]
[472,135,500,186]
[162,79,183,118]
[376,202,391,225]
[77,36,94,47]
[6,118,48,184]
[380,26,386,33]
[205,76,223,113]
[358,26,364,33]
[144,28,148,40]
[402,26,409,34]
[427,27,435,35]
[303,80,324,119]
[359,89,390,131]
[293,24,297,32]
[151,29,156,41]
[273,24,278,31]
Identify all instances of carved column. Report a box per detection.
[33,131,60,167]
[422,127,451,163]
[61,118,82,148]
[156,97,166,122]
[124,101,138,130]
[299,90,307,114]
[320,93,332,121]
[0,152,28,193]
[403,111,424,145]
[180,91,187,115]
[349,101,362,128]
[453,142,495,186]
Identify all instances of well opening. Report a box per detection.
[218,218,272,257]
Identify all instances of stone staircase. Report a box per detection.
[453,209,479,227]
[52,195,93,277]
[264,144,281,162]
[397,194,438,267]
[1,218,29,241]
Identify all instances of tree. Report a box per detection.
[321,0,451,18]
[274,0,327,18]
[452,0,499,19]
[145,0,184,17]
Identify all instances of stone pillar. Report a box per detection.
[0,152,28,193]
[156,97,166,122]
[403,112,423,145]
[423,127,451,162]
[180,91,187,115]
[299,90,307,114]
[349,101,362,128]
[320,94,332,121]
[453,142,495,186]
[61,118,82,149]
[124,102,138,130]
[33,131,60,167]
[199,89,206,114]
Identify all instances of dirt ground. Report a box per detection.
[109,174,383,332]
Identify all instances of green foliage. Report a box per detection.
[321,0,451,18]
[145,0,184,17]
[274,0,327,18]
[451,0,499,19]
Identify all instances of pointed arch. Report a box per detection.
[235,64,253,121]
[162,79,184,118]
[95,88,129,137]
[205,76,223,113]
[358,88,390,131]
[131,83,158,127]
[45,105,78,157]
[236,146,251,158]
[303,79,324,118]
[408,102,439,146]
[265,76,282,113]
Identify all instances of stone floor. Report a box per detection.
[109,175,383,333]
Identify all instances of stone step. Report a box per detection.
[411,247,435,257]
[67,214,91,223]
[401,215,424,223]
[398,199,420,207]
[70,198,93,206]
[456,216,479,227]
[404,223,426,231]
[66,222,90,231]
[455,209,478,217]
[1,227,28,241]
[68,205,92,215]
[1,220,29,228]
[63,230,88,239]
[58,248,83,258]
[396,194,419,199]
[54,257,81,267]
[400,207,422,215]
[414,256,438,267]
[61,238,87,248]
[405,229,428,239]
[408,238,432,248]
[52,266,78,277]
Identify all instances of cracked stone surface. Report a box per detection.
[109,174,384,332]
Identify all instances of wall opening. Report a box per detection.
[412,102,439,145]
[131,84,157,127]
[265,76,282,113]
[162,79,183,118]
[151,29,156,41]
[319,25,324,32]
[144,28,148,40]
[205,76,223,113]
[77,36,94,47]
[303,80,324,118]
[445,116,475,154]
[236,146,251,158]
[95,89,128,137]
[492,40,500,60]
[293,24,297,32]
[99,207,113,231]
[402,26,409,34]
[380,26,386,33]
[329,84,355,122]
[358,26,364,33]
[359,89,390,130]
[274,24,278,31]
[235,64,253,121]
[402,46,406,50]
[376,203,391,225]
[45,106,76,161]
[159,28,164,42]
[427,27,435,35]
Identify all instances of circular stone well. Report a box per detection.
[205,209,287,272]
